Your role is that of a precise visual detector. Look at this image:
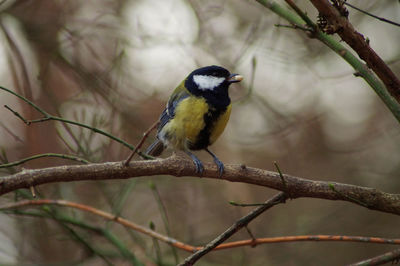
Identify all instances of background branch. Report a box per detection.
[179,192,287,265]
[0,86,151,159]
[343,2,400,28]
[0,153,89,168]
[256,0,400,123]
[3,198,399,256]
[309,0,400,101]
[350,247,400,266]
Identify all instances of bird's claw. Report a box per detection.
[213,157,224,178]
[206,148,224,178]
[186,150,204,176]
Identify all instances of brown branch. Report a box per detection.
[2,199,400,255]
[309,0,400,101]
[0,157,400,215]
[216,235,400,250]
[124,120,159,166]
[179,192,287,266]
[0,199,197,252]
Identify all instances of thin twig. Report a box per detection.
[215,235,400,250]
[124,120,159,166]
[149,181,179,263]
[229,201,267,207]
[0,86,151,159]
[274,161,289,196]
[0,122,24,143]
[29,186,36,198]
[0,153,90,168]
[274,23,310,31]
[328,183,370,208]
[178,192,288,266]
[285,0,316,29]
[349,247,400,266]
[344,2,400,28]
[0,199,197,252]
[11,209,140,263]
[245,226,257,247]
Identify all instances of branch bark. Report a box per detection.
[309,0,400,101]
[1,156,400,215]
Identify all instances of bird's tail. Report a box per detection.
[146,139,165,156]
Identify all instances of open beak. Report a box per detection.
[227,73,243,83]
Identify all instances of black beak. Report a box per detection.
[227,73,243,83]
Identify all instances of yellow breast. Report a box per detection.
[160,96,231,150]
[162,96,208,149]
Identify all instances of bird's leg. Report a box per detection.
[205,148,224,177]
[184,150,204,175]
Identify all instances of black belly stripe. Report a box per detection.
[189,106,225,150]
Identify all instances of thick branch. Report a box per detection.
[1,156,399,215]
[309,0,400,101]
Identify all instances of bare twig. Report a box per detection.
[274,161,289,196]
[215,235,400,250]
[285,0,316,29]
[0,153,89,168]
[178,193,288,265]
[29,186,36,198]
[229,201,266,207]
[0,199,197,252]
[349,248,400,266]
[124,120,159,166]
[274,23,310,31]
[344,2,400,28]
[10,209,140,263]
[0,86,151,159]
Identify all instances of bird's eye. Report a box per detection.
[212,72,217,76]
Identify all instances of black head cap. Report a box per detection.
[185,65,242,98]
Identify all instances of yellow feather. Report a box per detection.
[161,96,209,150]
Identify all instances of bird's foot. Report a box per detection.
[206,148,224,178]
[185,150,204,176]
[213,157,224,178]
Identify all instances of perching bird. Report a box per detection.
[146,65,243,176]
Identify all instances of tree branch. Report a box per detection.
[256,0,400,123]
[0,86,152,159]
[1,156,399,215]
[0,153,89,168]
[343,2,400,28]
[3,199,399,256]
[350,247,400,266]
[309,0,400,101]
[179,192,287,265]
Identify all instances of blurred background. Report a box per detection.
[0,0,399,265]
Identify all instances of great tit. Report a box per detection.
[146,65,243,176]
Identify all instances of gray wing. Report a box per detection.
[158,87,190,130]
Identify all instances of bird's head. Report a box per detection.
[185,65,243,99]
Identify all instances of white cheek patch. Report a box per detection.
[193,75,225,91]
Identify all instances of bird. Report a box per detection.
[146,65,243,177]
